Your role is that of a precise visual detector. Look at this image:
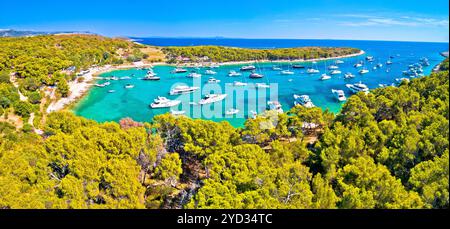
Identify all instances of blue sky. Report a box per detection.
[1,0,448,42]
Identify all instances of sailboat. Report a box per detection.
[306,61,320,74]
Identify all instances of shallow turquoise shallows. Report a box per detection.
[73,40,448,127]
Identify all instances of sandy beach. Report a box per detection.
[46,50,365,113]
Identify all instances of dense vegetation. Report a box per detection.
[162,46,361,63]
[0,35,148,130]
[0,35,145,96]
[439,58,449,71]
[1,66,448,209]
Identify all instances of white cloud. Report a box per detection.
[339,15,449,27]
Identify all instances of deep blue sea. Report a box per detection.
[74,38,449,127]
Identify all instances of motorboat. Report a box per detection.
[281,70,295,75]
[354,63,363,68]
[169,85,199,95]
[108,90,116,93]
[331,89,347,102]
[207,77,221,83]
[359,69,369,74]
[320,74,331,80]
[228,70,242,77]
[150,97,181,108]
[328,65,339,70]
[292,64,305,69]
[249,72,264,78]
[386,60,393,65]
[344,72,355,79]
[120,76,131,80]
[272,66,282,71]
[205,70,217,75]
[199,94,227,105]
[170,110,186,116]
[225,108,240,115]
[124,84,135,89]
[233,81,247,86]
[186,72,202,78]
[256,83,270,88]
[366,56,374,62]
[346,82,369,94]
[293,94,315,108]
[267,101,284,113]
[329,70,341,75]
[306,68,320,74]
[240,65,256,71]
[143,71,160,80]
[335,60,344,64]
[172,67,188,73]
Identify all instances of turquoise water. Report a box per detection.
[74,40,448,127]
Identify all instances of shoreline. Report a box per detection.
[46,50,365,113]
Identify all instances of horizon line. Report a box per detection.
[127,36,450,44]
[2,28,448,44]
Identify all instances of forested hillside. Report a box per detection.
[162,46,361,63]
[1,67,447,209]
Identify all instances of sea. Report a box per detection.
[73,38,449,127]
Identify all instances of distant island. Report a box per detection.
[0,29,94,37]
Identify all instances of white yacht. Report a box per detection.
[359,69,369,74]
[199,94,227,105]
[225,108,240,115]
[233,81,247,87]
[240,65,256,71]
[293,94,315,108]
[346,82,369,94]
[344,72,355,79]
[320,74,331,80]
[366,56,374,62]
[150,97,181,108]
[124,84,135,89]
[209,63,220,68]
[120,76,131,80]
[143,71,160,80]
[228,70,242,77]
[107,90,116,93]
[169,86,199,95]
[386,60,393,65]
[328,65,339,70]
[256,83,270,88]
[354,63,363,68]
[170,110,186,116]
[281,70,295,75]
[267,101,284,114]
[335,60,344,64]
[205,70,217,75]
[187,72,202,78]
[329,70,341,75]
[306,68,320,74]
[331,89,347,102]
[249,72,264,78]
[172,67,188,73]
[272,66,282,71]
[207,77,220,84]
